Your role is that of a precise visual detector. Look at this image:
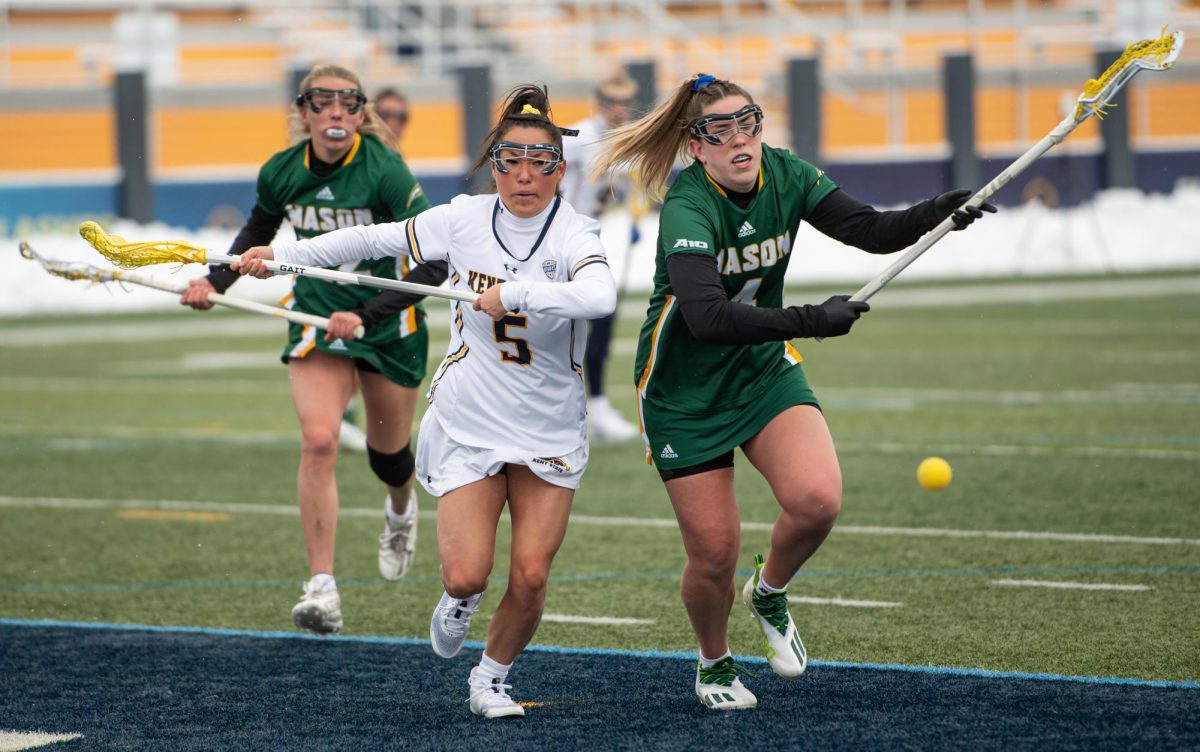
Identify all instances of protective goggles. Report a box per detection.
[295,88,367,115]
[489,141,563,175]
[689,103,764,145]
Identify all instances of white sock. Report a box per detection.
[385,493,414,525]
[476,653,512,681]
[755,563,786,597]
[698,650,731,669]
[309,573,336,592]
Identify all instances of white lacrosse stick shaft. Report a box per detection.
[849,30,1184,303]
[850,121,1072,303]
[206,252,478,304]
[114,267,366,340]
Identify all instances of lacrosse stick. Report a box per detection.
[77,221,478,304]
[849,27,1184,304]
[20,242,365,339]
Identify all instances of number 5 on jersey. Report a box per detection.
[493,314,532,365]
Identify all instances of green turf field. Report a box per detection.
[2,274,1198,684]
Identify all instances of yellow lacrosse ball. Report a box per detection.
[917,457,952,491]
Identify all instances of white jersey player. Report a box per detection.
[267,191,611,468]
[233,84,616,720]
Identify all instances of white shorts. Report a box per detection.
[415,407,589,498]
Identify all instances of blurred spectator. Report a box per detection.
[375,87,411,151]
[560,70,641,444]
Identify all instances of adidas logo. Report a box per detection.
[659,444,678,459]
[315,186,335,201]
[737,221,755,238]
[327,338,348,351]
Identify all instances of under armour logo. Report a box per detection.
[426,474,433,485]
[503,264,519,275]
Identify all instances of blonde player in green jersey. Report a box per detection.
[593,73,994,710]
[181,64,447,635]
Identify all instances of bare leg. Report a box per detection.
[741,405,842,588]
[663,468,740,659]
[288,351,357,576]
[357,369,419,512]
[436,474,508,598]
[483,466,574,664]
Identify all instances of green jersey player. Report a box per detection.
[594,73,994,710]
[181,64,447,636]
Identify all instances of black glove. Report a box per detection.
[933,189,997,230]
[794,295,870,338]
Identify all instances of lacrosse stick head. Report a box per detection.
[78,220,209,269]
[1074,28,1185,121]
[20,241,113,283]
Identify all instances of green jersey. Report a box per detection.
[635,144,837,414]
[256,133,431,326]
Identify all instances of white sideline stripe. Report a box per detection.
[833,524,1200,546]
[1,421,1195,462]
[2,496,1198,547]
[837,441,1200,462]
[8,275,1200,348]
[0,731,84,751]
[989,579,1153,592]
[540,613,656,626]
[788,596,902,608]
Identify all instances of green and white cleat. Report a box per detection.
[694,656,757,711]
[742,553,807,678]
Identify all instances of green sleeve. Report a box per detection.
[379,158,431,222]
[659,195,718,260]
[779,149,837,217]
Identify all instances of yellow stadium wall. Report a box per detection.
[0,86,1194,173]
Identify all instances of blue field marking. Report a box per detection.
[4,564,1197,596]
[1,617,1195,690]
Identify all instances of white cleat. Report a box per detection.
[742,554,807,679]
[695,657,757,711]
[291,577,343,635]
[468,668,526,718]
[378,491,418,581]
[338,419,368,453]
[430,590,483,658]
[587,396,639,444]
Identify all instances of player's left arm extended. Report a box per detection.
[807,188,994,254]
[499,261,616,319]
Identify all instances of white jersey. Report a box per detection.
[272,192,616,456]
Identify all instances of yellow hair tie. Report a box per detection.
[520,104,542,115]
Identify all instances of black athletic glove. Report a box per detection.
[793,295,870,338]
[933,189,997,230]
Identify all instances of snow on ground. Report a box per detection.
[3,185,1199,318]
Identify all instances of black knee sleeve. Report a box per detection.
[367,443,415,486]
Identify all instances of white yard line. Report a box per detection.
[788,596,902,608]
[2,496,1197,547]
[0,731,83,751]
[0,418,1196,462]
[837,440,1200,462]
[989,579,1153,592]
[540,614,656,626]
[835,525,1200,547]
[7,275,1200,348]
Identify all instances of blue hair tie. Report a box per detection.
[692,74,717,92]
